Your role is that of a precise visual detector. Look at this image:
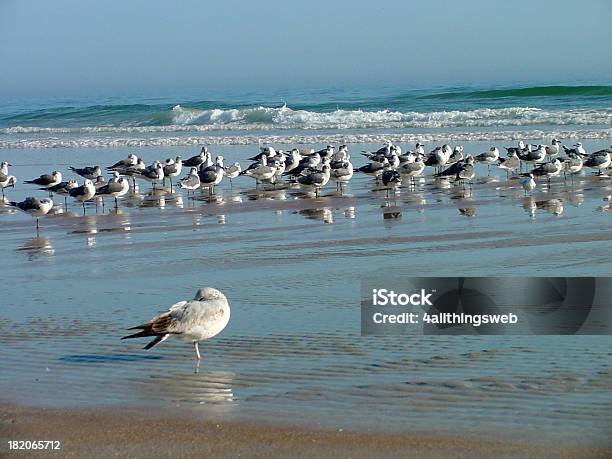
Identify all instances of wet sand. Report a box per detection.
[2,404,610,458]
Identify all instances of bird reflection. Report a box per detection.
[148,370,235,405]
[17,236,55,258]
[298,207,333,223]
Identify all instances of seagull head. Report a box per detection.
[194,287,225,301]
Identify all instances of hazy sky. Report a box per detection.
[1,0,611,97]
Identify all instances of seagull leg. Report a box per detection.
[114,197,118,209]
[194,341,201,361]
[82,201,86,215]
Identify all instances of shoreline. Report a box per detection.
[2,404,610,458]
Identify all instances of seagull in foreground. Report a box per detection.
[121,287,230,362]
[9,197,54,233]
[179,167,201,195]
[69,179,96,212]
[97,177,130,208]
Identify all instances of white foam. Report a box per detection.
[1,129,610,149]
[2,106,611,135]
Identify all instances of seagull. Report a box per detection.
[498,151,521,177]
[25,171,62,195]
[455,156,476,187]
[198,156,225,194]
[362,141,392,158]
[381,168,401,197]
[94,175,107,190]
[521,173,536,195]
[122,158,147,186]
[545,139,561,160]
[44,179,79,206]
[357,158,388,179]
[562,142,586,156]
[309,145,334,160]
[329,159,354,192]
[531,158,563,183]
[398,156,425,185]
[505,140,526,155]
[283,149,303,174]
[0,161,9,176]
[163,156,182,188]
[424,147,448,171]
[183,148,208,167]
[297,164,330,197]
[517,145,546,164]
[108,154,138,171]
[433,158,468,179]
[475,147,500,174]
[137,163,165,189]
[224,162,242,186]
[447,146,464,165]
[97,177,129,208]
[583,151,611,175]
[559,153,583,178]
[9,197,54,233]
[283,153,320,179]
[69,165,102,180]
[248,146,278,161]
[0,171,16,198]
[121,287,230,362]
[179,167,201,195]
[69,179,96,213]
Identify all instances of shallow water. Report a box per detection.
[1,141,611,446]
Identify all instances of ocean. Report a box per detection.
[1,84,611,448]
[1,84,611,149]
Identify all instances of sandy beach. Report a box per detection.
[2,404,610,458]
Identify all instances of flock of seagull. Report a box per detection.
[1,139,611,232]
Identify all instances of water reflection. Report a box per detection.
[16,236,55,258]
[523,197,564,217]
[147,370,235,405]
[297,207,333,223]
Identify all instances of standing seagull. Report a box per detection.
[121,287,230,362]
[163,156,183,188]
[69,179,96,213]
[475,147,500,174]
[0,172,16,198]
[97,177,130,208]
[9,197,54,233]
[179,167,201,196]
[25,171,62,195]
[521,174,536,196]
[137,163,165,190]
[224,162,242,187]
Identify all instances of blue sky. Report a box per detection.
[1,0,611,97]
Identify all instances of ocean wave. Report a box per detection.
[1,129,610,149]
[421,85,612,100]
[2,106,611,134]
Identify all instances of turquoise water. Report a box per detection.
[1,84,611,148]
